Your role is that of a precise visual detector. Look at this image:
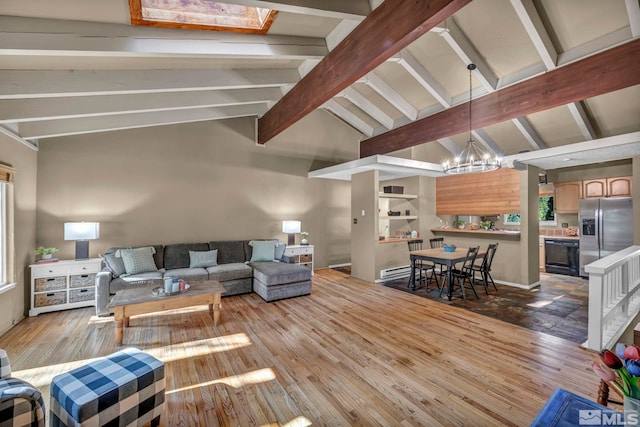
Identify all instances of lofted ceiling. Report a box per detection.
[1,0,639,173]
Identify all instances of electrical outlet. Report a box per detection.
[353,218,357,224]
[562,223,568,228]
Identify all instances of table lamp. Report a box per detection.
[64,222,100,259]
[282,220,301,245]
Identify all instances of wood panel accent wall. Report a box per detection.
[436,168,520,215]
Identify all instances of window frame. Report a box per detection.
[0,163,16,293]
[503,195,557,226]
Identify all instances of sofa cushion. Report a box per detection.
[189,249,218,268]
[118,246,158,275]
[249,240,278,262]
[209,241,247,264]
[105,245,164,270]
[110,272,163,293]
[165,268,208,282]
[103,253,126,278]
[275,242,286,261]
[251,262,312,286]
[206,263,252,282]
[164,243,209,270]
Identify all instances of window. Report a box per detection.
[504,195,556,226]
[0,163,15,292]
[129,0,277,34]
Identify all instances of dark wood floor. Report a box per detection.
[378,269,589,344]
[1,269,599,426]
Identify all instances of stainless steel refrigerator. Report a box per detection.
[579,197,633,276]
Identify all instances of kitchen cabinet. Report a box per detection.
[583,176,632,198]
[554,181,581,213]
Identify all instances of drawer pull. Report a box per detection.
[79,289,88,293]
[47,278,55,282]
[46,293,54,297]
[80,274,89,278]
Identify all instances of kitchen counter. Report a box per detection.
[378,237,421,244]
[431,228,520,239]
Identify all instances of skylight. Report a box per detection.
[129,0,277,34]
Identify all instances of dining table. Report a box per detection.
[408,247,485,300]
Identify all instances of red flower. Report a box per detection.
[624,344,640,361]
[600,350,623,370]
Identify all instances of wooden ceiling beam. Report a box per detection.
[257,0,471,144]
[360,38,640,158]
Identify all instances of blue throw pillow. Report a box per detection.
[274,243,286,261]
[189,250,218,268]
[249,240,278,262]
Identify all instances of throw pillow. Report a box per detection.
[189,249,218,268]
[274,242,286,261]
[103,253,126,278]
[117,246,158,275]
[249,240,278,262]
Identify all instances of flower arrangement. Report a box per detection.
[593,344,640,398]
[300,232,309,240]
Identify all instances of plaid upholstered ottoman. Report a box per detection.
[49,348,165,427]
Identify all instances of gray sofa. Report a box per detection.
[95,240,312,316]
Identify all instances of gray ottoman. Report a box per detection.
[251,262,312,302]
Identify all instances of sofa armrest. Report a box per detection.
[0,349,11,379]
[281,255,295,264]
[95,271,113,317]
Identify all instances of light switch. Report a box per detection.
[361,209,366,216]
[353,218,357,224]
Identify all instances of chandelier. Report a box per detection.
[442,64,501,174]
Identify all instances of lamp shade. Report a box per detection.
[64,222,100,240]
[282,220,301,234]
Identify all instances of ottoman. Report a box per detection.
[251,262,312,302]
[50,348,165,427]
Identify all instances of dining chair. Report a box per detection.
[429,237,446,288]
[471,243,499,294]
[440,246,480,301]
[407,240,435,290]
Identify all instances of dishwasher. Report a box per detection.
[544,239,580,276]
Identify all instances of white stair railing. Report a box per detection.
[584,245,640,351]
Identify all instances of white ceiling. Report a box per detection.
[0,0,639,174]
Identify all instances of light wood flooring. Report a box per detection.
[1,269,601,426]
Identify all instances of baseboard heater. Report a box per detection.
[379,265,411,280]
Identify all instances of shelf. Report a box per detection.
[378,192,418,199]
[380,215,418,220]
[431,228,520,239]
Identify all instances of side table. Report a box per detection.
[29,258,102,316]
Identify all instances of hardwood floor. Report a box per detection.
[382,271,589,343]
[1,269,600,426]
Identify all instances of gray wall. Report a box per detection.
[34,110,359,271]
[0,135,38,334]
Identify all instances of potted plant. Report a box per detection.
[300,232,309,245]
[455,220,466,229]
[34,246,58,259]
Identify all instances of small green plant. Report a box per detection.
[34,246,58,255]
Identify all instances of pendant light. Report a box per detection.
[442,64,501,174]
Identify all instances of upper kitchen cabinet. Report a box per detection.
[583,176,632,198]
[554,181,582,213]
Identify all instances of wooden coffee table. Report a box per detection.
[108,280,225,344]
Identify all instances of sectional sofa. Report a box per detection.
[95,240,312,316]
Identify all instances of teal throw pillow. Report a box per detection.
[189,249,218,268]
[249,240,278,262]
[117,246,158,275]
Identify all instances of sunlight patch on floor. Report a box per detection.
[527,300,553,308]
[260,416,313,427]
[144,333,252,362]
[167,367,276,393]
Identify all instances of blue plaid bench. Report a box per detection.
[50,348,165,427]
